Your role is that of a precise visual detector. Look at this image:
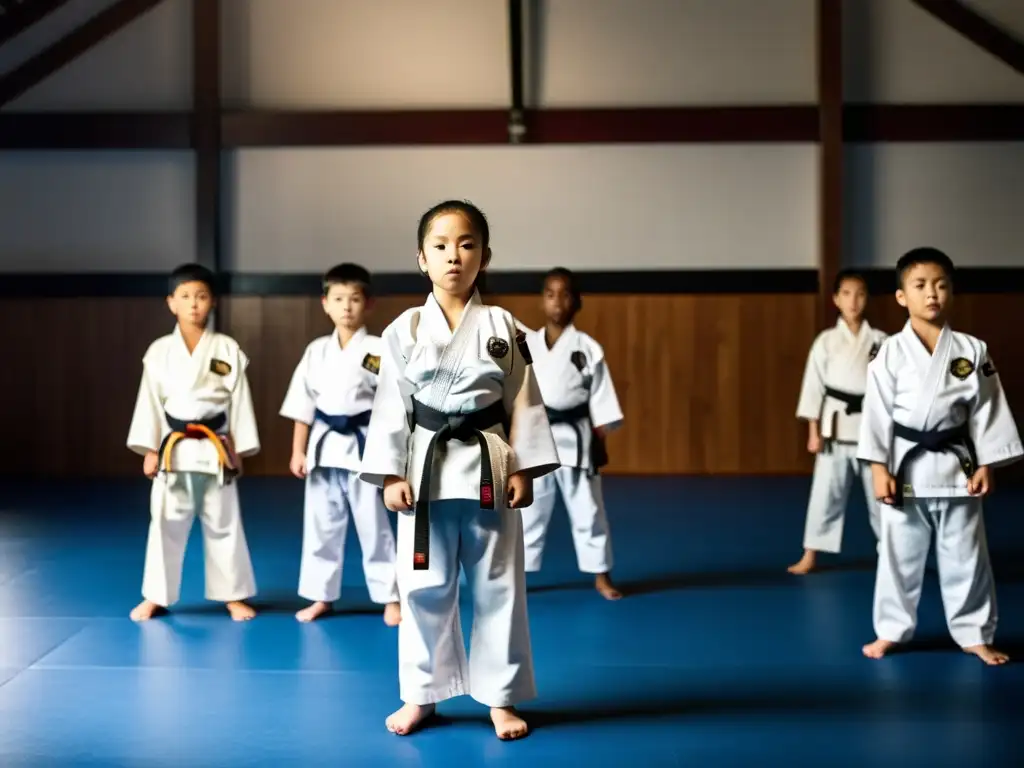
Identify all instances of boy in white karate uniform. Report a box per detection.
[858,247,1022,665]
[127,264,260,622]
[280,264,400,625]
[520,268,624,599]
[789,270,888,574]
[359,200,558,740]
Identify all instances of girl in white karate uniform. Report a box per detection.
[519,268,625,599]
[359,200,559,740]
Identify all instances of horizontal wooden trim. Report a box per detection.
[3,105,1024,148]
[2,268,1022,298]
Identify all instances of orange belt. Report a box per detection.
[158,414,238,478]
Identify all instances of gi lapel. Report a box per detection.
[421,290,484,412]
[174,326,213,393]
[900,321,953,431]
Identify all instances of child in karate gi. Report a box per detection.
[280,264,400,625]
[858,247,1021,664]
[127,263,260,622]
[520,268,624,599]
[789,270,887,574]
[359,200,559,740]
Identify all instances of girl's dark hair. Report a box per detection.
[544,266,582,318]
[416,200,491,293]
[832,268,867,295]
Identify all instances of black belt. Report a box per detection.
[409,399,508,571]
[311,408,371,467]
[157,412,237,480]
[545,403,590,468]
[891,421,977,508]
[824,386,864,415]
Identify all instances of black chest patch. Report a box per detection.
[515,330,532,365]
[950,357,974,380]
[487,337,509,359]
[570,350,587,371]
[210,359,231,376]
[868,342,880,361]
[981,361,996,378]
[361,353,380,374]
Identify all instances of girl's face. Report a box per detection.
[417,212,490,298]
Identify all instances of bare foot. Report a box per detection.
[963,644,1010,665]
[385,703,435,735]
[383,601,402,626]
[491,706,529,740]
[226,601,257,621]
[862,638,898,659]
[595,573,622,600]
[295,601,332,622]
[787,550,817,575]
[129,600,165,622]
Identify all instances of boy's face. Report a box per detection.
[542,275,574,326]
[322,282,369,330]
[832,277,867,322]
[896,262,951,322]
[167,280,214,329]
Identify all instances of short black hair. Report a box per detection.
[896,247,955,289]
[169,263,216,296]
[832,269,867,295]
[544,267,583,318]
[322,263,372,298]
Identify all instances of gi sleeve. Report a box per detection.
[279,342,317,425]
[126,359,165,456]
[588,345,624,432]
[971,347,1024,469]
[228,348,261,458]
[502,318,559,478]
[359,324,413,487]
[856,340,897,467]
[795,332,828,421]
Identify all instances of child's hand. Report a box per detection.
[507,472,533,508]
[383,476,414,512]
[143,451,159,478]
[967,466,993,496]
[871,465,896,505]
[289,451,307,479]
[807,433,823,454]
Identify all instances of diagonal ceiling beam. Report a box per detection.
[0,0,167,108]
[911,0,1024,77]
[0,0,75,46]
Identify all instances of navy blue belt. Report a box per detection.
[312,409,371,467]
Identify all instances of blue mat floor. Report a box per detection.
[0,476,1022,767]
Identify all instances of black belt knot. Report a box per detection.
[891,421,977,509]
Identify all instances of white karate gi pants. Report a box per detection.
[803,442,881,553]
[397,499,535,708]
[142,471,256,606]
[298,467,399,605]
[522,467,613,574]
[873,497,997,648]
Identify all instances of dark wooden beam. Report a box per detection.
[4,104,1024,149]
[817,0,843,326]
[0,0,168,108]
[508,0,526,143]
[0,111,191,148]
[192,0,221,279]
[911,0,1024,77]
[0,0,74,46]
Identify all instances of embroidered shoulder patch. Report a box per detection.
[515,329,532,364]
[570,350,587,371]
[868,342,880,361]
[210,359,231,376]
[950,357,974,380]
[486,337,509,359]
[361,353,381,374]
[981,361,997,378]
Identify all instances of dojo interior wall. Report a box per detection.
[1,0,1023,478]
